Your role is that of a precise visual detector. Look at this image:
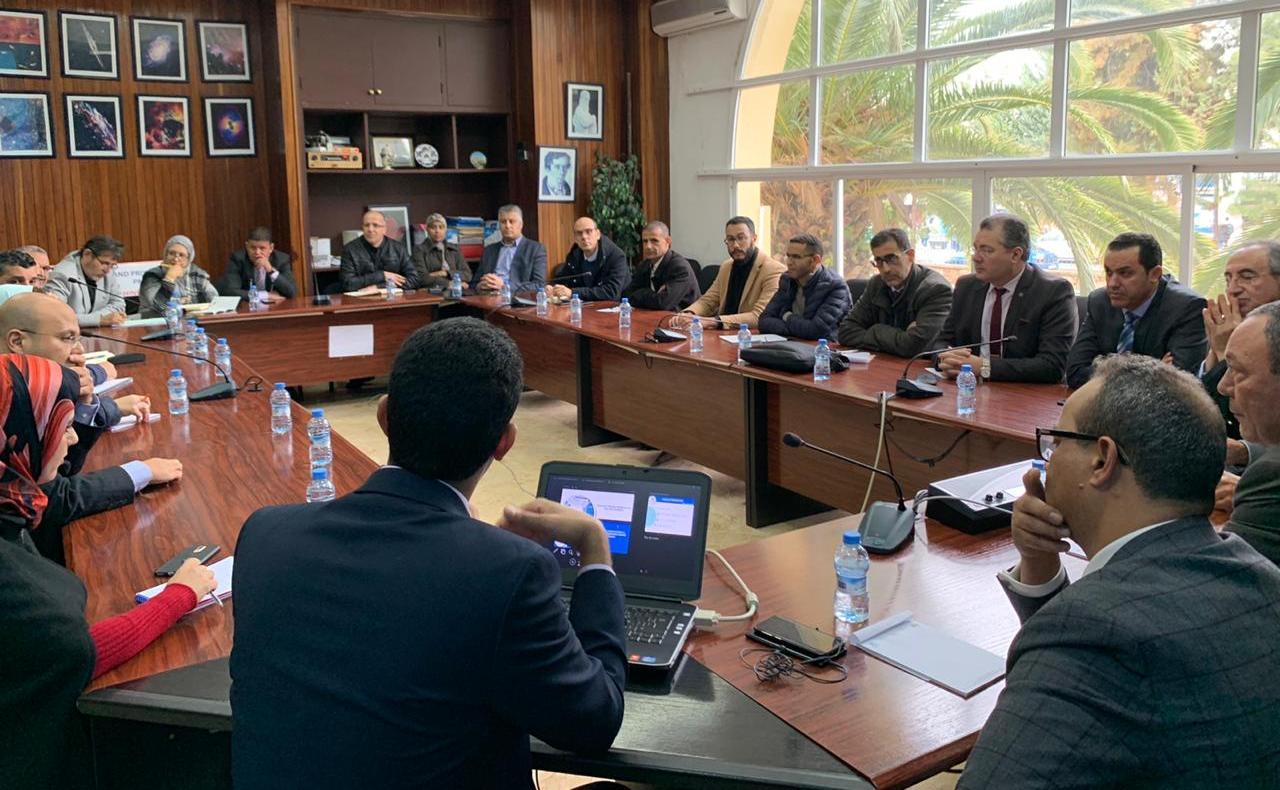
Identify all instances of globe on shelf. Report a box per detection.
[469,150,487,169]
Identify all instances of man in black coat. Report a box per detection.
[340,210,418,292]
[837,227,953,356]
[549,217,631,302]
[622,221,700,311]
[757,233,850,341]
[219,226,296,302]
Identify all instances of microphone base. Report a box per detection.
[895,376,943,399]
[140,330,176,342]
[859,501,916,554]
[189,382,237,401]
[312,294,332,306]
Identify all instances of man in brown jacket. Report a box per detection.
[684,216,785,329]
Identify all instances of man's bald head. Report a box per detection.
[572,216,601,257]
[0,293,82,363]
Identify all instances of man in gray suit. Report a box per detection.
[471,204,547,295]
[960,354,1280,788]
[45,236,128,327]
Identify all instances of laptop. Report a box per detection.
[537,461,712,670]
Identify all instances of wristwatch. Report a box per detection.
[980,358,992,380]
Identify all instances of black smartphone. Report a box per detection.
[154,544,219,577]
[110,352,146,366]
[748,616,846,662]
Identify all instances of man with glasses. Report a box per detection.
[46,235,128,327]
[837,228,953,356]
[685,216,784,329]
[960,354,1280,787]
[757,233,850,341]
[16,245,53,291]
[548,216,631,302]
[930,214,1076,383]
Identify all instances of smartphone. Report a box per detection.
[154,544,219,577]
[748,616,846,662]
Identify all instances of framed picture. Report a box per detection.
[205,97,254,156]
[538,146,576,203]
[369,205,412,253]
[137,95,190,157]
[565,82,603,141]
[0,92,53,157]
[197,21,249,82]
[132,18,186,81]
[65,94,123,158]
[60,12,117,80]
[0,9,47,78]
[369,135,413,168]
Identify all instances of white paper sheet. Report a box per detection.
[847,610,1005,697]
[135,556,233,611]
[328,324,374,358]
[110,412,161,433]
[718,333,788,344]
[94,377,133,396]
[838,350,874,364]
[121,317,168,328]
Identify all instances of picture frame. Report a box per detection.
[137,94,190,157]
[65,94,123,158]
[538,146,576,203]
[197,21,249,82]
[369,204,412,253]
[0,91,53,157]
[369,135,413,169]
[60,11,117,80]
[205,97,254,156]
[0,9,48,78]
[565,82,603,141]
[131,17,186,82]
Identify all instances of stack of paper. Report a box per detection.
[94,377,133,397]
[838,350,874,364]
[110,412,161,433]
[847,610,1005,697]
[135,556,234,611]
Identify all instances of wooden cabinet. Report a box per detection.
[295,12,376,109]
[443,22,511,112]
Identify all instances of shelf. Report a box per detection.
[306,168,508,176]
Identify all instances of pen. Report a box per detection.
[207,582,224,608]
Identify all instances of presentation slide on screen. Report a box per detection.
[561,489,636,555]
[644,495,696,537]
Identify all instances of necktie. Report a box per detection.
[254,266,266,292]
[1117,311,1138,354]
[989,287,1007,357]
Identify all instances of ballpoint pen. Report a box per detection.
[207,582,224,608]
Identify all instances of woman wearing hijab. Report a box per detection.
[0,354,215,789]
[138,234,220,317]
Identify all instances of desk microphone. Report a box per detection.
[782,432,914,553]
[308,261,331,306]
[895,333,1019,399]
[66,277,177,341]
[82,331,237,401]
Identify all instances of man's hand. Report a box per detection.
[479,273,504,292]
[1010,468,1069,586]
[384,271,407,287]
[143,457,183,486]
[936,348,975,378]
[114,394,151,421]
[97,359,118,379]
[101,311,126,326]
[1226,438,1250,467]
[497,499,612,568]
[1203,293,1242,369]
[72,366,94,404]
[1161,352,1175,366]
[250,252,273,272]
[547,284,572,300]
[263,291,285,303]
[1216,471,1239,513]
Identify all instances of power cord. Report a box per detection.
[858,391,890,513]
[738,647,848,684]
[693,549,758,628]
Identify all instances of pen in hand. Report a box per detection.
[207,582,224,608]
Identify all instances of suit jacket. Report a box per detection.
[340,236,418,291]
[1201,360,1242,440]
[219,249,297,299]
[837,264,953,357]
[757,265,851,341]
[622,250,700,311]
[472,237,548,294]
[29,468,137,567]
[46,257,127,328]
[687,252,786,328]
[1066,276,1207,388]
[558,235,631,301]
[960,517,1280,788]
[231,467,627,790]
[930,264,1077,383]
[411,242,472,290]
[1227,445,1280,566]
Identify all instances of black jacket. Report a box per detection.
[340,237,418,291]
[219,249,297,299]
[411,242,472,290]
[30,468,138,566]
[621,250,700,311]
[558,235,631,301]
[757,265,852,341]
[837,264,953,357]
[1202,360,1241,440]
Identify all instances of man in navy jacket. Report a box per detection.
[758,233,852,341]
[549,217,631,302]
[231,318,627,789]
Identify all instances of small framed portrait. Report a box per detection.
[131,18,186,82]
[0,9,48,78]
[65,94,123,158]
[137,95,190,157]
[205,97,254,156]
[198,21,249,82]
[565,82,603,141]
[60,12,118,80]
[369,205,412,253]
[0,92,53,157]
[538,146,576,203]
[369,135,413,168]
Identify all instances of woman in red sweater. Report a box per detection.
[0,353,214,788]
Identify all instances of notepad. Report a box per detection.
[846,611,1005,698]
[94,377,133,397]
[82,350,114,365]
[718,333,788,344]
[121,317,168,328]
[838,350,874,364]
[110,412,161,432]
[343,285,385,297]
[135,556,234,611]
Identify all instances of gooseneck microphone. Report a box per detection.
[895,334,1019,399]
[66,277,175,341]
[82,330,237,401]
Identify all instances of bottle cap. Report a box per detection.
[311,409,324,418]
[196,327,206,334]
[817,338,828,347]
[960,363,973,372]
[843,530,862,546]
[218,338,228,345]
[170,368,181,377]
[621,297,629,304]
[1032,459,1046,470]
[274,382,286,390]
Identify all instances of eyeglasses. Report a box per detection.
[724,234,752,246]
[784,252,813,261]
[871,251,910,267]
[18,328,83,347]
[91,255,119,269]
[1035,427,1129,465]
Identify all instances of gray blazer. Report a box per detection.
[1227,445,1280,566]
[960,517,1280,788]
[46,257,126,327]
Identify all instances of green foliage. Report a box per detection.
[588,153,645,261]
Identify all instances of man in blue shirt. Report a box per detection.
[472,204,548,295]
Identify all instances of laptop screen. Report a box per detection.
[536,462,712,602]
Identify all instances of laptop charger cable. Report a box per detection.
[693,549,758,629]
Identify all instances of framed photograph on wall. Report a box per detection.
[197,21,249,82]
[538,146,576,203]
[0,92,53,157]
[60,12,117,80]
[369,205,412,253]
[0,9,48,78]
[131,18,186,81]
[205,97,254,156]
[65,94,123,158]
[137,95,190,157]
[565,82,603,141]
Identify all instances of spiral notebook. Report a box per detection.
[135,556,234,611]
[846,610,1005,698]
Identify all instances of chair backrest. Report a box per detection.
[696,263,720,294]
[685,258,701,276]
[846,277,869,304]
[1076,294,1088,331]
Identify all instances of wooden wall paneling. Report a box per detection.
[625,0,670,225]
[289,0,507,18]
[510,0,539,240]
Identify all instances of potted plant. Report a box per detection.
[588,153,645,262]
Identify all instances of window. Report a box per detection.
[736,81,810,167]
[842,179,973,281]
[821,68,915,164]
[929,0,1053,47]
[927,47,1053,160]
[736,180,836,263]
[1192,172,1280,296]
[1070,0,1233,26]
[1256,13,1280,148]
[820,0,917,65]
[741,0,811,78]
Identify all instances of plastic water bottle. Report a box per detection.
[536,289,549,317]
[305,467,336,503]
[814,338,831,381]
[619,297,632,330]
[192,328,209,364]
[689,317,704,353]
[214,337,231,377]
[164,300,181,334]
[307,408,332,468]
[957,363,977,416]
[834,530,870,624]
[270,382,292,435]
[737,323,751,365]
[569,294,582,326]
[184,318,198,346]
[247,282,259,311]
[385,275,399,299]
[450,272,463,299]
[167,369,188,416]
[1031,459,1047,487]
[498,277,511,303]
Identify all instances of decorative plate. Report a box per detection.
[414,143,439,168]
[469,150,487,169]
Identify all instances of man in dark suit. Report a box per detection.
[340,210,418,292]
[621,221,700,311]
[837,227,953,356]
[472,204,548,294]
[549,217,631,301]
[960,354,1280,787]
[219,226,296,302]
[931,214,1077,383]
[231,318,626,790]
[758,233,850,341]
[1066,232,1206,388]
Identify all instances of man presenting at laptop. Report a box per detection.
[230,318,626,789]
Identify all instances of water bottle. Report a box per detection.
[536,289,549,317]
[270,382,292,435]
[689,317,704,353]
[814,338,831,381]
[305,467,336,503]
[307,408,333,468]
[167,369,188,416]
[193,327,209,364]
[450,272,463,299]
[214,337,232,377]
[957,363,977,416]
[834,530,870,624]
[247,282,259,311]
[184,318,198,346]
[619,297,632,330]
[1031,459,1047,488]
[498,277,512,303]
[385,275,399,299]
[737,323,751,365]
[164,300,181,334]
[569,294,582,326]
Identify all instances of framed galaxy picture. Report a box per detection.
[204,97,254,156]
[197,21,249,82]
[0,9,48,78]
[131,18,186,82]
[66,94,123,158]
[0,92,53,157]
[137,94,190,157]
[60,11,117,80]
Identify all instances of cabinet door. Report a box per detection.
[443,22,512,111]
[295,11,376,109]
[371,19,445,109]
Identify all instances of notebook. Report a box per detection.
[135,556,234,611]
[110,412,161,433]
[121,317,168,328]
[94,377,133,397]
[846,610,1005,697]
[718,333,787,344]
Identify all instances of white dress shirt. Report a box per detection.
[980,266,1026,351]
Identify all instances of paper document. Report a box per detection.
[181,302,212,313]
[121,317,167,328]
[82,350,114,365]
[343,285,385,297]
[203,295,244,315]
[847,610,1005,697]
[135,556,234,611]
[329,324,374,358]
[94,377,133,397]
[110,412,161,433]
[838,350,874,364]
[597,306,622,314]
[719,333,788,344]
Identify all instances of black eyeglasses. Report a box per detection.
[871,250,910,267]
[1035,427,1129,465]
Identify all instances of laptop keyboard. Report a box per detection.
[625,605,676,645]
